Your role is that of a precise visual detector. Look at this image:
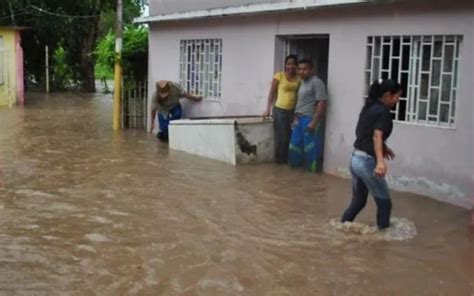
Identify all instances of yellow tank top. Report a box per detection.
[273,72,299,110]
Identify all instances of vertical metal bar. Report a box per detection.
[131,84,134,129]
[141,82,144,129]
[450,36,459,126]
[186,41,190,92]
[415,36,422,123]
[436,36,445,125]
[388,36,393,79]
[398,36,404,121]
[218,40,222,98]
[123,88,127,128]
[426,36,434,124]
[138,82,141,129]
[179,41,184,87]
[370,38,375,83]
[135,84,138,129]
[407,36,413,121]
[388,37,396,117]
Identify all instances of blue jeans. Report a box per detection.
[158,104,182,136]
[341,152,392,229]
[288,115,324,173]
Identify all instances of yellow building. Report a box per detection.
[0,26,25,107]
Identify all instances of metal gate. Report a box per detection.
[122,81,148,129]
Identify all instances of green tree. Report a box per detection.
[0,0,145,92]
[95,25,148,87]
[52,44,74,90]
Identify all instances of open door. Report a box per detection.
[279,34,330,172]
[285,35,330,84]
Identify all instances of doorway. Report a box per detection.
[276,34,330,172]
[283,34,330,84]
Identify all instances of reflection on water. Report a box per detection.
[0,92,472,295]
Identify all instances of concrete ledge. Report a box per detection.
[169,117,274,165]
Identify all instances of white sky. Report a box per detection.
[142,3,149,16]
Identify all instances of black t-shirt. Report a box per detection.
[353,100,393,157]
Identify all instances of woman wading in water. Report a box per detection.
[341,79,402,229]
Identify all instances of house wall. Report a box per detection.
[148,1,474,208]
[0,29,17,107]
[150,0,304,15]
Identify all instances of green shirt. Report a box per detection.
[151,82,184,116]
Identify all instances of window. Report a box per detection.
[0,36,4,85]
[180,39,222,100]
[366,35,462,127]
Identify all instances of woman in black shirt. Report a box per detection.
[341,79,402,229]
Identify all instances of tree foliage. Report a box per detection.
[95,25,148,84]
[0,0,146,92]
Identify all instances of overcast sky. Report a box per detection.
[142,3,149,16]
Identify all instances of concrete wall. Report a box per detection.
[169,118,275,165]
[148,1,474,208]
[169,120,237,164]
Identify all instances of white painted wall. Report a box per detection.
[148,1,474,208]
[169,120,237,164]
[169,118,275,165]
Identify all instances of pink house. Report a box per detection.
[136,0,473,212]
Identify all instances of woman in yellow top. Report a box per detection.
[263,55,300,164]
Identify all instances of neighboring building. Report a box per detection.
[137,0,473,209]
[0,26,25,107]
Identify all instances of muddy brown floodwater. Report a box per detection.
[0,92,472,296]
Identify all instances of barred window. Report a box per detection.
[179,39,222,100]
[366,35,462,127]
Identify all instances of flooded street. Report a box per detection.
[0,93,472,295]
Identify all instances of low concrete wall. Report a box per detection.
[169,117,274,165]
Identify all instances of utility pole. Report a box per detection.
[112,0,123,130]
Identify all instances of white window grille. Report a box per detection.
[366,35,462,127]
[0,36,4,85]
[179,39,223,100]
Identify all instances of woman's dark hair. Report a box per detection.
[365,79,402,107]
[285,54,298,64]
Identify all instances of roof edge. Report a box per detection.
[134,0,378,24]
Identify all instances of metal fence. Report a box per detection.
[122,81,147,130]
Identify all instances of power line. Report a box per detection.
[31,6,101,19]
[0,6,102,20]
[0,5,31,20]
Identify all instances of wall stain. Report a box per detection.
[235,123,257,156]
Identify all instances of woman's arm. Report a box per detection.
[263,78,279,117]
[373,129,387,177]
